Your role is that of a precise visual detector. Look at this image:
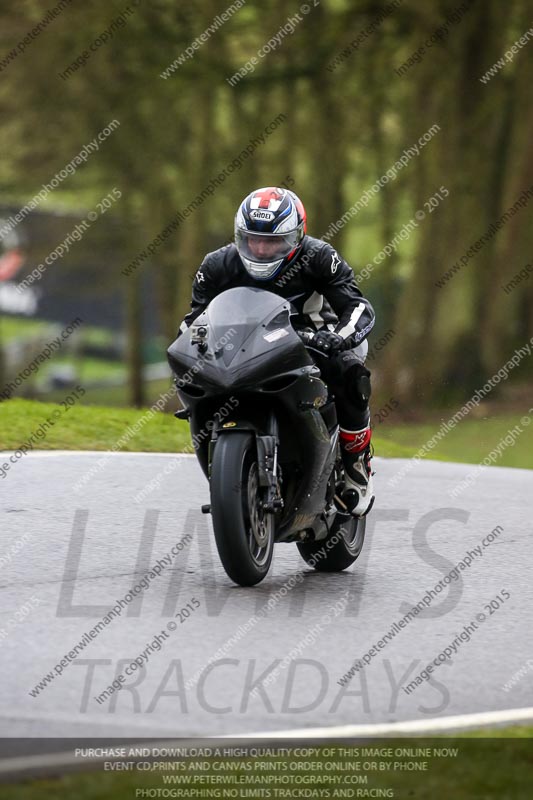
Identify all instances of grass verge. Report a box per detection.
[383,412,533,469]
[0,399,190,453]
[1,400,532,469]
[0,399,412,458]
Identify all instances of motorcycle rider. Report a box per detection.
[178,187,375,516]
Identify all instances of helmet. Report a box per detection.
[234,187,307,280]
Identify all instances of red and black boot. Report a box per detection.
[339,426,375,516]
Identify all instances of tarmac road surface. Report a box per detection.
[1,451,532,740]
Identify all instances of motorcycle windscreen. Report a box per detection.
[205,286,297,368]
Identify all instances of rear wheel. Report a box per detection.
[210,432,274,586]
[297,513,365,571]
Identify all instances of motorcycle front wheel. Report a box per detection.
[210,432,274,586]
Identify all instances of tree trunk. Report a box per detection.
[126,269,145,408]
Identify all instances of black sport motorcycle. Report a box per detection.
[167,286,367,586]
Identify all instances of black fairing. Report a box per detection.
[167,287,338,541]
[168,288,314,389]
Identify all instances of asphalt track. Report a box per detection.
[1,451,532,741]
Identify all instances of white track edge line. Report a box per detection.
[241,706,533,738]
[0,450,197,458]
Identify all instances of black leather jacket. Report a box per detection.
[180,235,375,347]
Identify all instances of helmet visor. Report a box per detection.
[235,229,300,265]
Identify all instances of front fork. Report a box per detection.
[256,411,283,513]
[206,410,283,513]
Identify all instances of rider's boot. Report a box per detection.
[339,426,375,516]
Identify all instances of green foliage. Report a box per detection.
[1,0,532,405]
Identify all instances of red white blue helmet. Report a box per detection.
[234,187,307,280]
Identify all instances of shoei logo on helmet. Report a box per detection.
[250,209,276,222]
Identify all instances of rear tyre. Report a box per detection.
[210,432,274,586]
[297,513,365,572]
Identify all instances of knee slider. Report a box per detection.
[356,373,371,403]
[349,364,372,405]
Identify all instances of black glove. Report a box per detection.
[310,330,346,356]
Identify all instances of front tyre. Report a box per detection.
[210,432,274,586]
[297,513,365,572]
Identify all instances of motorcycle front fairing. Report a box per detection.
[168,287,313,392]
[167,287,337,533]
